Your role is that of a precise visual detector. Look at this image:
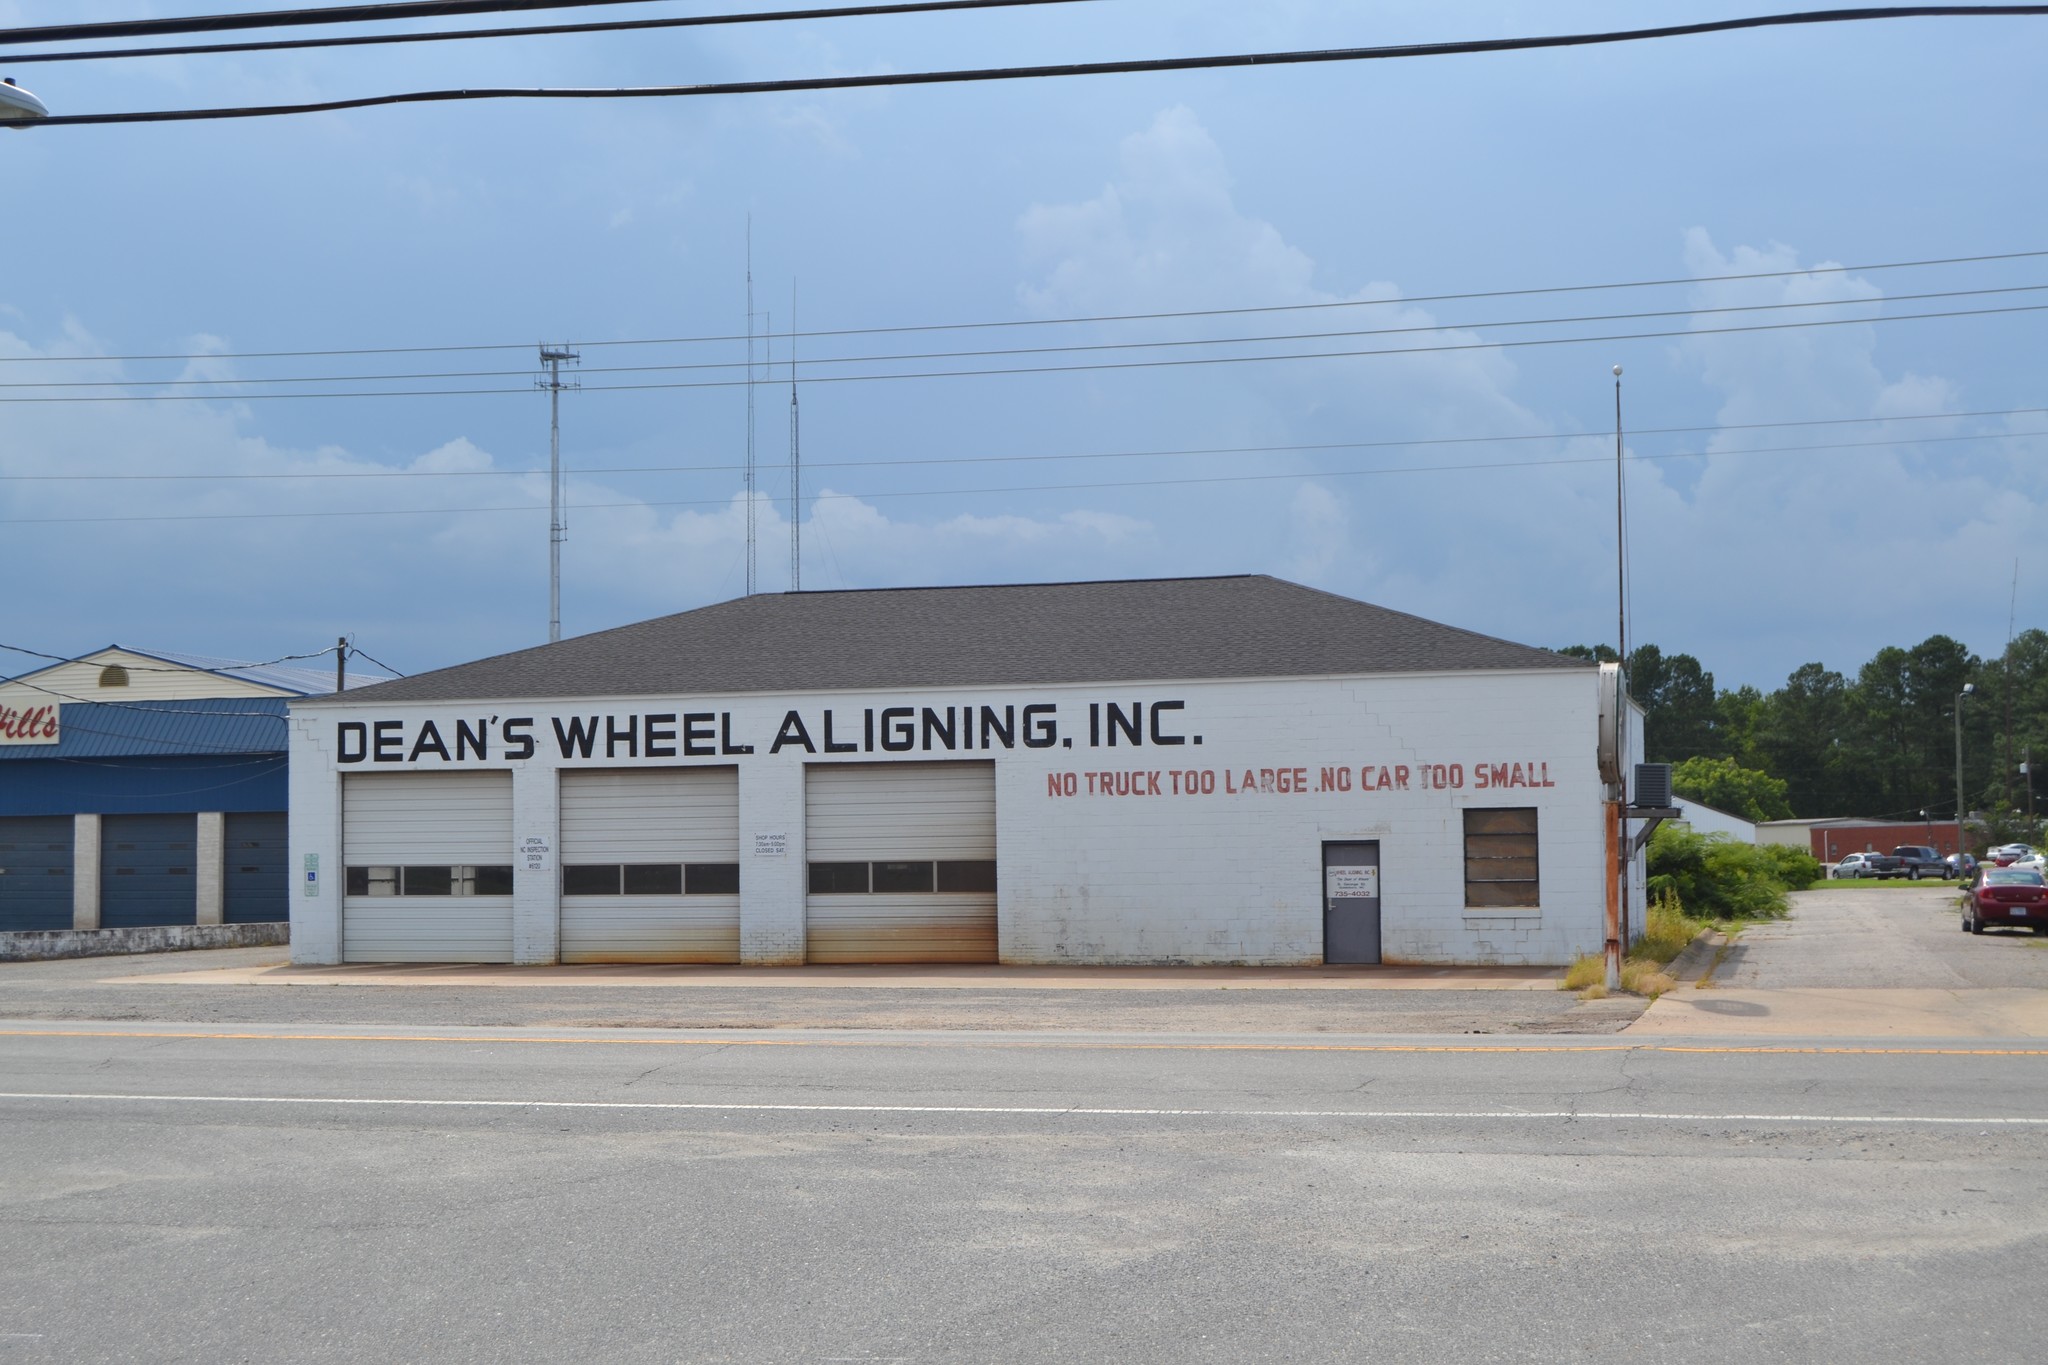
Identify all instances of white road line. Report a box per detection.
[1,1092,2045,1125]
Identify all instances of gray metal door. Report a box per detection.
[101,813,198,929]
[1323,841,1381,965]
[224,812,288,924]
[0,816,73,932]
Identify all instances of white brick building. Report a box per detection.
[287,577,1643,968]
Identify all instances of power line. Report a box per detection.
[28,7,2048,126]
[5,248,2041,365]
[0,0,657,46]
[8,281,2043,391]
[6,429,2039,527]
[0,641,344,672]
[345,645,408,678]
[4,299,2043,402]
[1,0,1100,66]
[4,411,2043,484]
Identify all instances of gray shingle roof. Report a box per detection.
[301,575,1588,706]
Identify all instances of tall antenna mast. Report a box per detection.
[538,343,580,642]
[744,223,757,596]
[789,281,801,592]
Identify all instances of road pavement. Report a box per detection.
[1,1020,2044,1364]
[3,886,2045,1361]
[1633,883,2048,1036]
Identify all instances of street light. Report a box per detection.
[1956,683,1975,856]
[0,78,49,128]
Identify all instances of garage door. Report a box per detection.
[0,816,73,932]
[224,812,289,924]
[101,814,198,929]
[560,767,740,963]
[343,772,513,962]
[805,761,996,963]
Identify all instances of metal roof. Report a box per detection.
[0,697,288,760]
[305,575,1588,706]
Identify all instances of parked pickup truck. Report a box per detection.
[1889,845,1951,880]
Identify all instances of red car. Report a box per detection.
[1960,868,2048,934]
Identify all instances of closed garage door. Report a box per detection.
[805,761,996,963]
[0,816,73,932]
[560,767,740,963]
[101,814,198,929]
[343,772,513,962]
[224,812,289,924]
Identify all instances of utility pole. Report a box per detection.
[1957,683,1975,856]
[538,345,580,642]
[334,636,347,694]
[1607,364,1628,991]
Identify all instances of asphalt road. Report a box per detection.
[2,1021,2044,1364]
[1717,883,2048,989]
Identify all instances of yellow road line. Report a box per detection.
[0,1028,2044,1056]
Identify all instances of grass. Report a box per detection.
[1559,893,1709,1001]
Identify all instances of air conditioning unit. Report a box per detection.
[1634,762,1673,809]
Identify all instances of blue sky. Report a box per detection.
[2,1,2045,691]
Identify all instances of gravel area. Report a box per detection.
[0,946,1642,1034]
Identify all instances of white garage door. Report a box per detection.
[805,761,996,964]
[342,771,514,962]
[559,767,740,963]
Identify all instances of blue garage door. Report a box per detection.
[224,812,288,924]
[101,814,197,929]
[0,816,73,932]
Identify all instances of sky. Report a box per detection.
[2,0,2045,693]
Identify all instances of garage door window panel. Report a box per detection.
[684,863,739,895]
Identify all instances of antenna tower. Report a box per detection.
[789,283,801,592]
[744,229,757,596]
[538,343,580,642]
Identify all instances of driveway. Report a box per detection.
[1631,883,2048,1037]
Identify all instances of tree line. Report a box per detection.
[1556,632,2048,834]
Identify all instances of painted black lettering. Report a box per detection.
[1024,703,1058,749]
[1089,702,1100,747]
[1107,702,1142,747]
[606,714,638,759]
[721,712,754,755]
[979,705,1015,750]
[455,720,488,760]
[408,720,451,763]
[1149,699,1186,746]
[864,708,875,752]
[337,721,368,763]
[503,718,536,760]
[644,714,677,759]
[372,720,403,763]
[920,707,955,752]
[682,713,717,757]
[822,709,857,754]
[769,711,816,755]
[880,707,915,752]
[553,716,599,759]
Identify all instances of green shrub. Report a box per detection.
[1646,825,1804,921]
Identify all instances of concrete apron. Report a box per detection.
[112,961,1561,992]
[1629,986,2048,1038]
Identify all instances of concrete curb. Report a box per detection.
[0,923,289,962]
[1662,928,1730,987]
